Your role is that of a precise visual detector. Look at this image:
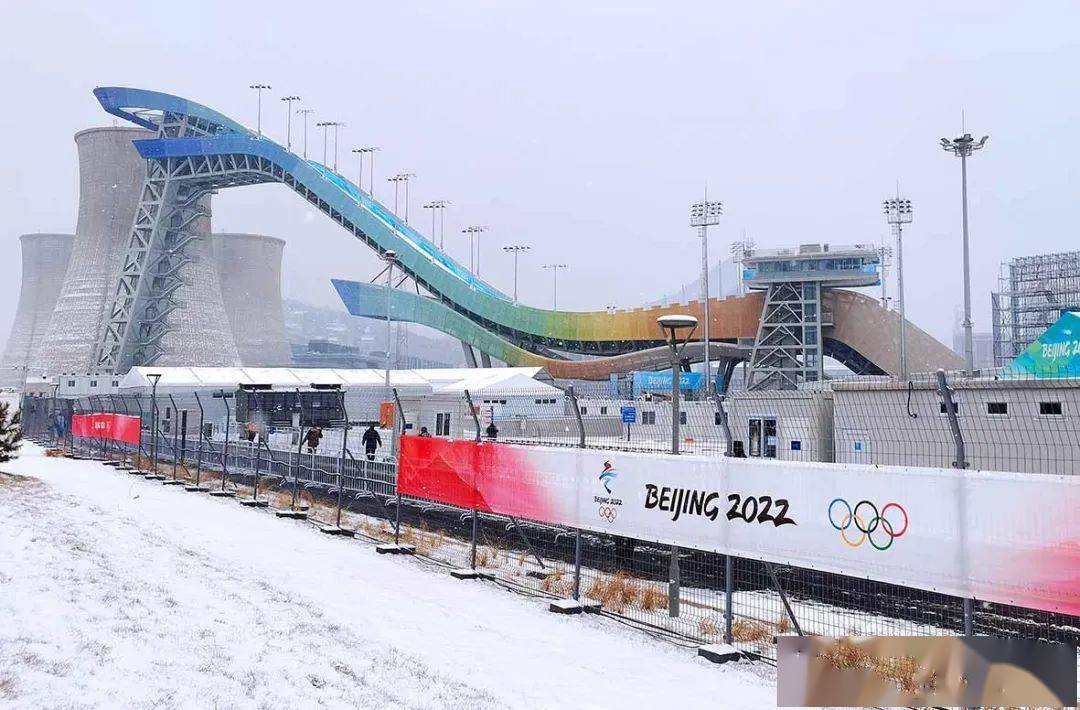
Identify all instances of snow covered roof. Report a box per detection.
[118,366,557,397]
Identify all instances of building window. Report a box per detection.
[67,380,75,388]
[435,412,451,436]
[1039,401,1063,416]
[580,406,587,415]
[112,380,119,388]
[986,402,1008,416]
[939,402,960,414]
[642,411,656,425]
[715,412,723,426]
[600,406,608,415]
[89,380,97,388]
[679,411,687,425]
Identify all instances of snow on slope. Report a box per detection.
[0,444,774,709]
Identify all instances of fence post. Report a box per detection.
[936,369,968,469]
[193,392,205,489]
[668,545,680,617]
[470,508,479,570]
[724,554,734,644]
[963,596,974,636]
[168,394,181,482]
[463,389,481,442]
[218,389,231,493]
[566,385,586,448]
[573,529,582,600]
[711,391,733,457]
[336,389,348,527]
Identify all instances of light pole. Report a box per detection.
[249,83,271,137]
[316,121,333,165]
[462,226,488,275]
[941,132,989,375]
[883,195,913,378]
[690,197,722,392]
[331,122,345,172]
[502,245,530,302]
[657,315,698,456]
[357,147,380,195]
[381,251,398,399]
[280,95,300,151]
[877,243,893,308]
[351,148,365,194]
[543,263,568,309]
[296,108,314,160]
[423,200,451,249]
[387,173,415,221]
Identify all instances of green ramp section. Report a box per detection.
[1004,310,1080,378]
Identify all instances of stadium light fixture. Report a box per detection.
[657,315,698,455]
[542,263,568,310]
[280,96,300,151]
[249,84,272,137]
[502,245,530,303]
[689,195,722,393]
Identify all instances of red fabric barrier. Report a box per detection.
[71,413,141,445]
[398,436,555,521]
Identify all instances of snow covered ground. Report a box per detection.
[0,443,775,709]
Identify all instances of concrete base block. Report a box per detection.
[127,469,147,476]
[697,643,743,664]
[239,499,270,507]
[144,474,166,481]
[450,568,482,580]
[274,510,308,519]
[161,480,185,486]
[103,461,124,468]
[319,526,355,537]
[184,486,211,493]
[549,599,585,615]
[208,490,235,498]
[375,544,416,555]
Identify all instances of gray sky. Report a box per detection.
[3,1,1079,348]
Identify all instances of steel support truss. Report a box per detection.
[746,281,822,390]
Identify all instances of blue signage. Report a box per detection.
[620,406,637,423]
[631,370,703,397]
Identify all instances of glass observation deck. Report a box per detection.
[742,243,881,288]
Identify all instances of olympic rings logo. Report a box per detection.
[827,498,908,551]
[598,506,618,523]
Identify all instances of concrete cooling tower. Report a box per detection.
[0,234,75,387]
[210,233,291,367]
[36,127,239,374]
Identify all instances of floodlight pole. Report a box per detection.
[382,251,397,402]
[884,193,914,379]
[281,96,300,151]
[658,316,698,455]
[297,109,314,160]
[249,83,271,137]
[503,245,530,302]
[690,195,722,393]
[423,200,451,249]
[148,373,162,473]
[543,263,568,310]
[942,132,989,375]
[462,226,488,276]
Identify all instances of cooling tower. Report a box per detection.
[36,127,240,373]
[0,234,75,387]
[210,233,292,366]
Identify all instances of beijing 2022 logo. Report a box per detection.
[595,460,622,523]
[827,498,908,551]
[599,460,617,493]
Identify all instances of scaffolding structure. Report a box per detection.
[991,251,1080,367]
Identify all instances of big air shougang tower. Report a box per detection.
[89,87,960,384]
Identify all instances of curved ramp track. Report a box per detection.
[94,87,961,378]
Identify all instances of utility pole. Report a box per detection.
[280,95,300,151]
[543,263,568,310]
[249,84,271,137]
[941,131,989,375]
[884,194,914,378]
[503,245,530,302]
[690,194,722,393]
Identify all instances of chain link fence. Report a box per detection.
[17,369,1080,677]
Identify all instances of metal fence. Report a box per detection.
[18,374,1080,676]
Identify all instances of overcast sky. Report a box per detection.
[3,1,1079,348]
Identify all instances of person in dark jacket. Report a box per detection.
[304,426,322,453]
[418,426,432,437]
[485,421,499,440]
[362,424,382,460]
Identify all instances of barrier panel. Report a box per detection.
[399,435,1080,616]
[71,413,141,445]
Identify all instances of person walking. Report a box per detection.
[418,426,432,437]
[485,421,499,440]
[362,423,382,460]
[304,426,322,454]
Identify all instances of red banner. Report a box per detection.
[71,413,142,445]
[398,436,555,521]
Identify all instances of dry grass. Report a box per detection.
[0,472,37,489]
[585,572,643,613]
[540,565,574,597]
[731,619,772,644]
[639,585,669,611]
[698,617,721,638]
[776,613,792,635]
[817,639,936,694]
[45,448,66,458]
